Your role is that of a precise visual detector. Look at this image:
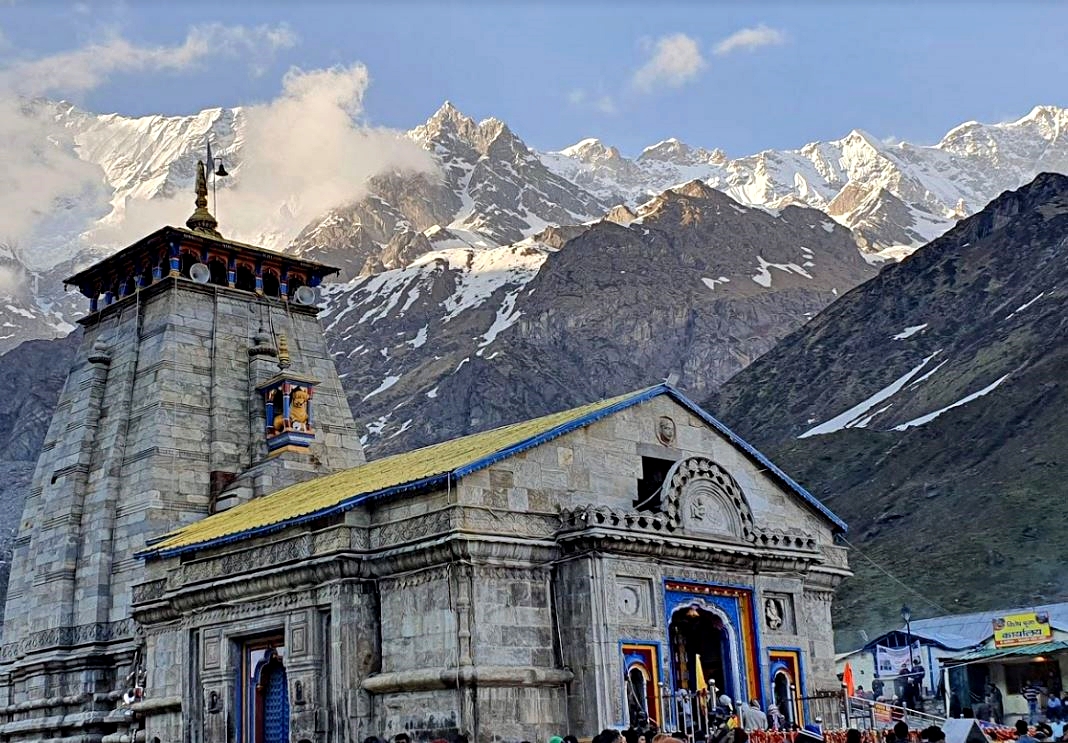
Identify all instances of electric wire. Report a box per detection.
[836,533,952,616]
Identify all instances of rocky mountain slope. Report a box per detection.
[324,181,875,454]
[706,172,1068,648]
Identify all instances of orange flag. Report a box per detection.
[843,662,856,697]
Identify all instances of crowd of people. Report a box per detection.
[851,661,928,711]
[368,696,811,743]
[368,716,1068,743]
[1017,677,1068,725]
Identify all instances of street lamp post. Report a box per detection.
[901,605,913,651]
[901,605,914,712]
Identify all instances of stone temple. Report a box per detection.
[0,165,850,743]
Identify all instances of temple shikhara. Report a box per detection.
[0,163,850,743]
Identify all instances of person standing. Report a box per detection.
[896,664,910,705]
[989,683,1005,725]
[748,700,768,730]
[1025,680,1042,725]
[911,661,927,711]
[1017,720,1039,743]
[767,705,785,731]
[1049,694,1063,723]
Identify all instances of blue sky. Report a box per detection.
[3,1,1068,156]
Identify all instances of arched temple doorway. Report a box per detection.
[243,645,289,743]
[769,650,805,726]
[774,671,796,725]
[626,665,651,726]
[669,604,734,701]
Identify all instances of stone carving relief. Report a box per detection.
[665,458,755,542]
[615,576,653,624]
[763,594,795,633]
[0,618,137,661]
[656,416,677,445]
[559,458,821,557]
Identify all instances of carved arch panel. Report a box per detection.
[663,457,756,542]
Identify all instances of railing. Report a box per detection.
[640,689,946,734]
[844,696,947,731]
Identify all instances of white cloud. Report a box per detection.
[91,64,436,251]
[0,26,434,269]
[0,23,296,95]
[594,96,617,115]
[713,25,786,56]
[0,24,300,259]
[567,88,616,115]
[632,33,706,93]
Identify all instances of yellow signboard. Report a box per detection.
[992,612,1052,648]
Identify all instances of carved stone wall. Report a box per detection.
[129,387,847,742]
[0,273,366,743]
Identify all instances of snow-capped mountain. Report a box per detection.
[542,105,1068,258]
[4,100,1068,360]
[289,102,608,278]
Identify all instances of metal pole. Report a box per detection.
[905,616,913,711]
[943,666,951,718]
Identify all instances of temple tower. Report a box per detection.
[0,162,365,743]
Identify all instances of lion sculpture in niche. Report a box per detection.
[273,387,310,432]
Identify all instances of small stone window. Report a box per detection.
[262,270,280,297]
[235,265,256,292]
[635,456,675,512]
[208,258,228,286]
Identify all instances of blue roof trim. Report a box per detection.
[136,472,451,560]
[139,386,664,560]
[142,382,844,559]
[451,385,665,479]
[662,385,847,532]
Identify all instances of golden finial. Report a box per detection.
[277,333,291,370]
[185,160,221,236]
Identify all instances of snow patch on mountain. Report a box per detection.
[799,351,942,438]
[892,323,928,340]
[893,374,1011,431]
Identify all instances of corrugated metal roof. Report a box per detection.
[137,383,846,559]
[947,641,1068,663]
[899,602,1068,650]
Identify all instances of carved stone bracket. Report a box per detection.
[559,505,675,533]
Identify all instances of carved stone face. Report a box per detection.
[657,416,676,445]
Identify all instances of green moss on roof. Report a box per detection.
[143,387,652,557]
